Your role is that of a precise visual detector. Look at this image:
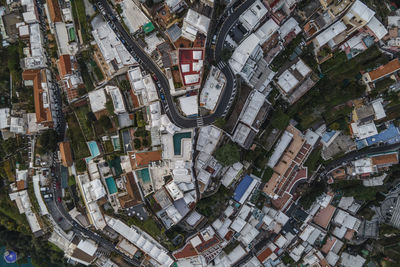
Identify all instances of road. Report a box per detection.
[97,0,250,128]
[323,142,400,174]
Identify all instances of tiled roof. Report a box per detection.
[257,247,272,263]
[59,141,73,167]
[313,204,336,229]
[46,0,62,23]
[22,69,53,126]
[58,55,72,78]
[130,151,162,169]
[16,180,26,190]
[368,58,400,82]
[173,243,198,259]
[371,152,398,166]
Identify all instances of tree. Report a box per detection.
[99,115,113,130]
[142,138,149,147]
[215,143,240,166]
[75,159,86,173]
[214,118,226,129]
[120,79,131,91]
[221,48,232,62]
[106,100,114,115]
[39,129,58,153]
[134,138,141,150]
[271,109,290,130]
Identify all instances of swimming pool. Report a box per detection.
[87,141,100,157]
[105,177,117,194]
[111,135,121,151]
[173,132,191,155]
[136,168,151,184]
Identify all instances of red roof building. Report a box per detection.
[22,69,53,128]
[57,55,82,102]
[178,48,205,89]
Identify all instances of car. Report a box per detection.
[57,197,62,202]
[160,93,165,100]
[57,217,63,222]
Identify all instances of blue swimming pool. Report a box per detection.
[105,177,117,194]
[173,132,191,155]
[136,168,151,184]
[87,141,100,157]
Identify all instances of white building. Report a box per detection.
[121,0,150,33]
[24,23,47,69]
[239,0,268,32]
[182,9,210,42]
[92,21,136,76]
[105,216,173,267]
[178,95,198,116]
[9,190,42,236]
[200,66,226,111]
[127,67,158,106]
[105,85,126,114]
[88,88,107,113]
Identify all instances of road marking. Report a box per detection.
[196,116,204,127]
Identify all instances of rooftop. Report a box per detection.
[367,58,400,82]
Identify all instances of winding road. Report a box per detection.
[97,0,255,129]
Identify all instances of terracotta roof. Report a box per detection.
[313,204,336,229]
[257,247,272,263]
[58,55,72,78]
[119,172,142,208]
[46,0,62,23]
[59,141,73,167]
[368,58,400,82]
[23,69,53,126]
[16,180,26,190]
[371,153,398,166]
[173,243,198,259]
[129,151,162,169]
[321,236,337,254]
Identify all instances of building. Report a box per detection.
[105,85,126,114]
[120,0,150,33]
[275,59,316,104]
[59,141,73,167]
[232,90,270,149]
[178,48,204,89]
[313,0,376,50]
[200,66,226,112]
[46,0,62,23]
[127,67,158,106]
[181,9,210,42]
[57,55,83,102]
[239,0,268,32]
[91,21,136,78]
[129,151,162,169]
[22,69,54,128]
[23,23,47,69]
[106,216,173,267]
[118,172,143,209]
[9,190,43,237]
[263,125,314,210]
[233,175,260,205]
[88,88,107,115]
[363,58,400,84]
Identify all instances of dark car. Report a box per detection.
[160,93,165,100]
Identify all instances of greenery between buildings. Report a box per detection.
[215,143,240,166]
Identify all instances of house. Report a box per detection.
[363,58,400,85]
[275,59,316,104]
[22,69,54,128]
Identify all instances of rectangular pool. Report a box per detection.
[105,177,118,194]
[87,141,100,157]
[136,168,151,184]
[173,132,191,155]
